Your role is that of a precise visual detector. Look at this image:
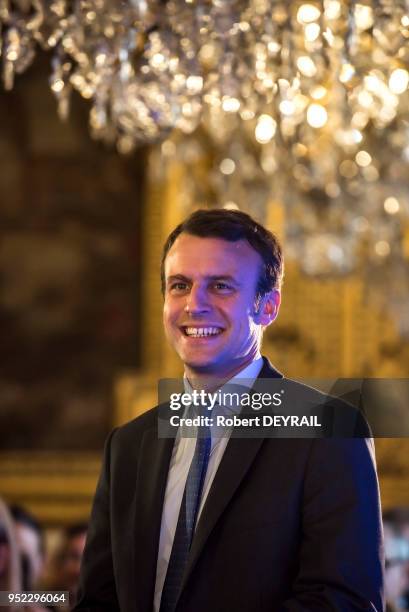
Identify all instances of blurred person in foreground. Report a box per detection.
[0,500,48,612]
[0,498,21,611]
[384,509,409,611]
[10,505,46,592]
[75,209,384,611]
[45,523,87,611]
[383,516,409,612]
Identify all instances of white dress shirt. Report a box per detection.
[153,357,264,612]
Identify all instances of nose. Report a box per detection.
[184,284,211,315]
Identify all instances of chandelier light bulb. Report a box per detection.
[324,0,342,20]
[255,114,277,143]
[51,79,64,93]
[311,85,327,100]
[304,23,320,42]
[186,75,204,94]
[297,56,317,77]
[222,97,241,113]
[389,69,409,95]
[354,4,374,30]
[279,100,295,116]
[355,150,372,167]
[240,109,255,120]
[339,160,358,178]
[297,4,321,24]
[384,197,400,214]
[307,103,328,128]
[358,90,373,108]
[151,53,166,69]
[375,241,391,257]
[220,158,236,175]
[339,63,355,83]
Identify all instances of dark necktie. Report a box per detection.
[159,422,211,612]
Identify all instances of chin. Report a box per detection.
[182,357,218,373]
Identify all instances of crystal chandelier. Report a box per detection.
[2,1,409,149]
[1,0,409,333]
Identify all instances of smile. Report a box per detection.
[182,326,224,338]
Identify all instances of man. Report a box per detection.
[46,523,88,611]
[75,209,384,611]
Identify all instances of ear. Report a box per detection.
[254,290,281,327]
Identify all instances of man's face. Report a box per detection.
[163,233,279,380]
[60,532,87,591]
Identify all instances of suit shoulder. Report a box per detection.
[307,436,376,473]
[280,377,371,437]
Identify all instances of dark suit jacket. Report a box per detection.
[74,358,384,611]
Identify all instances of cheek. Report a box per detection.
[163,301,175,327]
[230,307,258,337]
[228,297,255,320]
[163,304,183,343]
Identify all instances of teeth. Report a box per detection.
[185,327,222,337]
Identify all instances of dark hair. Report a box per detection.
[161,209,283,301]
[10,505,44,555]
[10,506,42,535]
[65,522,88,541]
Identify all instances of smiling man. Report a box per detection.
[75,209,384,612]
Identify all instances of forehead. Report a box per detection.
[164,233,262,279]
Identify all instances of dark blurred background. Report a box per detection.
[0,53,146,451]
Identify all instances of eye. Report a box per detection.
[213,282,233,292]
[169,282,189,293]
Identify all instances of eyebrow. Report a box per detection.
[207,275,240,285]
[166,275,189,286]
[166,274,240,286]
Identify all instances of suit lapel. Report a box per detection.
[179,436,264,595]
[179,357,283,596]
[132,423,174,612]
[258,355,283,381]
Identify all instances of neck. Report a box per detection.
[185,352,261,391]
